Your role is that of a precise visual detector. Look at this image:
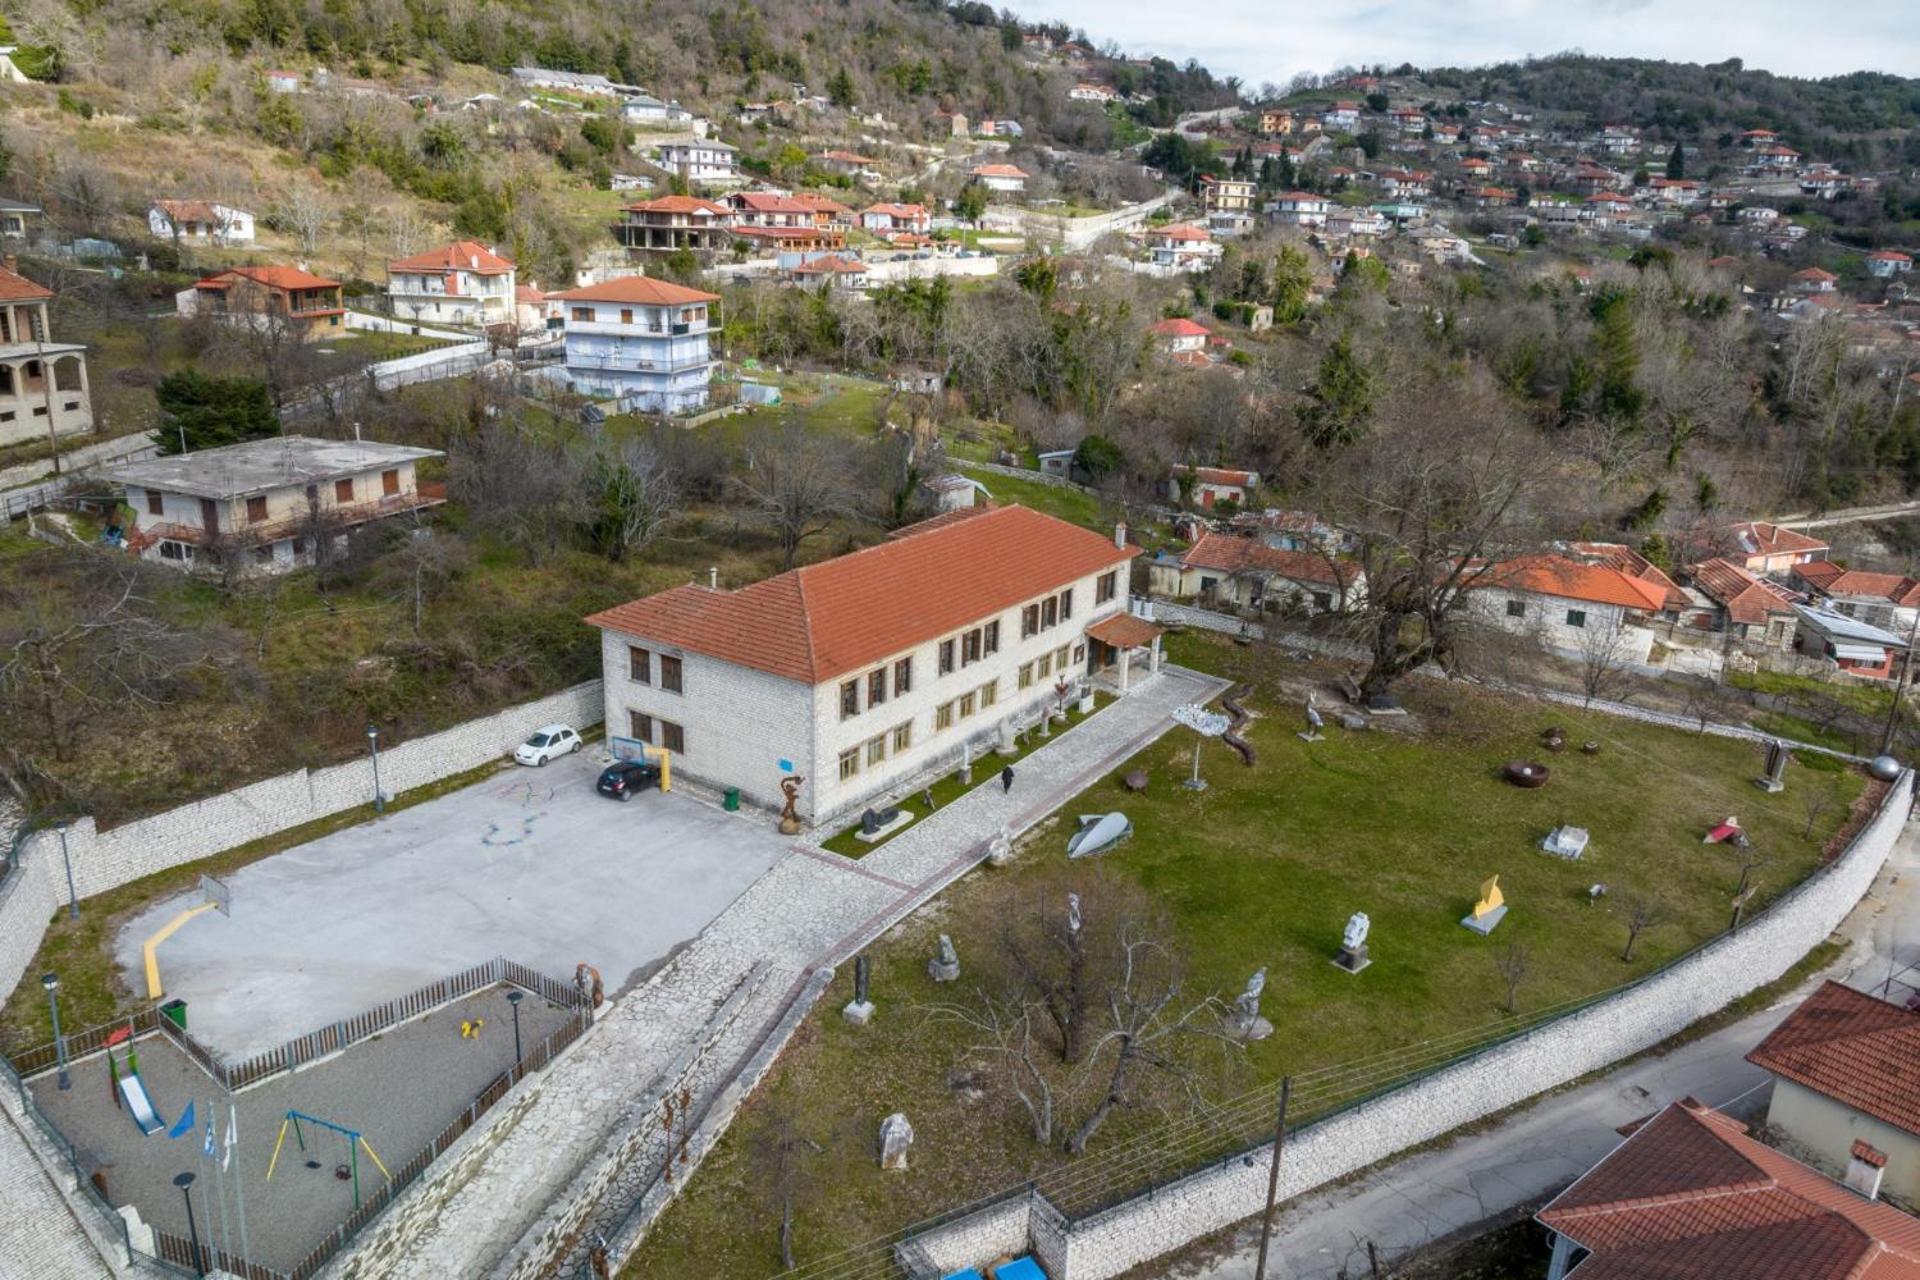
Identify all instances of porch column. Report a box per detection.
[1149,635,1163,674]
[1119,648,1131,694]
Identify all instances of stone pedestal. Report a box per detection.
[1754,777,1785,794]
[1332,944,1371,975]
[1461,904,1507,935]
[1228,1015,1274,1042]
[1297,730,1325,742]
[854,809,914,843]
[842,1000,875,1026]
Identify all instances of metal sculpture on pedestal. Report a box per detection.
[778,774,805,836]
[843,954,875,1025]
[1299,694,1327,743]
[1756,739,1790,794]
[1171,702,1233,791]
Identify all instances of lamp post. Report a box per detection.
[41,973,69,1091]
[56,820,77,919]
[366,724,384,815]
[507,989,524,1067]
[174,1171,206,1278]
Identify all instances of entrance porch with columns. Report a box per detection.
[1085,612,1164,695]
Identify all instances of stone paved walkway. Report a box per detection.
[379,667,1223,1280]
[0,1103,116,1280]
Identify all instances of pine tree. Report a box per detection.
[1665,142,1685,180]
[827,67,856,109]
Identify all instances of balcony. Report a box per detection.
[564,351,714,375]
[135,488,446,551]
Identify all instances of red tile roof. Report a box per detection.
[621,195,728,216]
[551,276,719,305]
[196,265,340,292]
[971,163,1030,179]
[1539,1098,1920,1280]
[1797,267,1839,282]
[584,505,1136,684]
[1151,318,1210,338]
[1568,542,1686,610]
[1746,982,1920,1137]
[790,192,852,215]
[1690,557,1801,624]
[1724,521,1829,562]
[730,191,815,216]
[1793,561,1920,607]
[861,202,929,220]
[788,254,868,275]
[388,240,514,274]
[1084,612,1162,649]
[1152,223,1211,242]
[1477,554,1670,611]
[1176,531,1358,587]
[0,260,53,302]
[1173,466,1259,488]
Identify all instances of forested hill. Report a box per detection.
[1416,55,1920,163]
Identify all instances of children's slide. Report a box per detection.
[118,1074,164,1136]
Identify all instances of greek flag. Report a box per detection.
[222,1104,236,1172]
[203,1111,216,1159]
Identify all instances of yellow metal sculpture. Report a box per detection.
[1471,874,1504,920]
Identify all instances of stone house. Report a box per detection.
[1792,561,1920,635]
[1466,553,1668,665]
[1684,557,1801,650]
[585,505,1147,827]
[1148,530,1362,615]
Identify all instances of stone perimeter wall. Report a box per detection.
[907,769,1913,1280]
[0,681,606,1010]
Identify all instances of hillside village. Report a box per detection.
[2,6,1920,1280]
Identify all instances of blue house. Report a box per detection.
[553,276,720,415]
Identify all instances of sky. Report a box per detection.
[1024,0,1918,89]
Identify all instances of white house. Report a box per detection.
[0,256,92,447]
[585,504,1150,827]
[109,436,443,575]
[858,203,932,234]
[1321,100,1362,130]
[385,240,516,328]
[1143,223,1219,271]
[1268,190,1331,228]
[1867,250,1914,279]
[1148,317,1210,355]
[620,93,693,126]
[148,200,255,246]
[1465,553,1667,665]
[653,139,741,186]
[553,275,719,414]
[971,163,1029,195]
[1165,465,1259,508]
[1792,560,1920,634]
[1069,83,1121,103]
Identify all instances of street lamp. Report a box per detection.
[173,1171,206,1278]
[56,820,77,920]
[41,973,69,1091]
[507,989,524,1067]
[366,724,384,815]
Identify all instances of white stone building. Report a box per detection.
[385,240,516,328]
[0,256,91,448]
[553,275,719,414]
[110,436,443,575]
[586,504,1152,827]
[147,199,255,246]
[1465,553,1667,665]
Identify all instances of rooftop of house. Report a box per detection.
[819,150,876,164]
[790,192,853,214]
[551,275,719,306]
[584,504,1136,685]
[788,254,867,275]
[1170,464,1258,487]
[194,265,340,292]
[621,195,728,216]
[1689,557,1800,624]
[730,191,816,215]
[861,202,929,218]
[0,196,43,214]
[1793,561,1920,607]
[1793,603,1909,648]
[388,240,514,275]
[1746,982,1920,1138]
[1150,318,1210,338]
[152,198,242,222]
[971,163,1030,179]
[1538,1098,1920,1280]
[107,436,442,501]
[0,259,53,303]
[1152,223,1211,242]
[1566,542,1687,611]
[1724,521,1829,561]
[1476,553,1670,612]
[1171,530,1358,587]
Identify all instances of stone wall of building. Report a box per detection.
[907,769,1912,1280]
[0,682,605,1014]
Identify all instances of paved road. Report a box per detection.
[1154,820,1920,1280]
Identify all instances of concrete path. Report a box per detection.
[0,1104,118,1280]
[382,667,1224,1279]
[1153,819,1920,1280]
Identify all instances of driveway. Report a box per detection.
[114,754,792,1058]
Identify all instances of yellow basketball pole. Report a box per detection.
[648,745,671,793]
[142,901,218,1000]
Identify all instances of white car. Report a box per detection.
[514,724,583,767]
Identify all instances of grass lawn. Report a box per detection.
[957,463,1108,531]
[818,693,1112,858]
[625,636,1869,1280]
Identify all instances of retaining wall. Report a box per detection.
[907,768,1913,1280]
[0,681,605,1004]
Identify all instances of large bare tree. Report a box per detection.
[734,419,862,569]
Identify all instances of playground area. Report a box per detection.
[26,983,574,1273]
[110,752,793,1057]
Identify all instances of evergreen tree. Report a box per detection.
[1270,245,1312,324]
[827,67,856,109]
[1303,335,1378,448]
[1665,143,1685,179]
[155,372,279,454]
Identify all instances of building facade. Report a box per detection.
[0,257,91,447]
[586,505,1141,827]
[110,437,443,575]
[619,196,731,253]
[148,200,256,246]
[554,275,719,413]
[385,241,516,328]
[185,266,345,341]
[654,140,740,186]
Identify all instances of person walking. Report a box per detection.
[1001,765,1015,794]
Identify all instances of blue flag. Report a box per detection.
[168,1099,196,1140]
[203,1112,216,1159]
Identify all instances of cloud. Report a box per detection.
[1025,0,1916,84]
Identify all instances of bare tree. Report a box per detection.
[1575,615,1637,707]
[580,433,681,563]
[1620,895,1660,962]
[376,516,470,635]
[923,985,1058,1144]
[1802,775,1843,841]
[274,184,336,259]
[745,1095,824,1271]
[735,419,862,569]
[1494,941,1529,1015]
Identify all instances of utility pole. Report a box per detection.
[1880,601,1920,756]
[1253,1077,1293,1280]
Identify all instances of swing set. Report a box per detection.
[265,1110,391,1209]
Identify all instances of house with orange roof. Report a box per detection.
[384,240,515,328]
[1684,556,1801,650]
[970,162,1029,195]
[858,203,932,235]
[784,254,869,292]
[1747,981,1920,1208]
[186,265,344,340]
[0,255,92,447]
[723,191,846,252]
[789,192,854,230]
[147,199,255,246]
[1466,552,1668,663]
[618,195,730,253]
[1868,250,1914,280]
[1714,521,1829,577]
[1164,464,1260,510]
[1537,1096,1920,1280]
[585,505,1146,825]
[1143,223,1219,271]
[1147,529,1363,614]
[1791,560,1920,634]
[552,275,720,413]
[1794,266,1839,294]
[1149,316,1210,356]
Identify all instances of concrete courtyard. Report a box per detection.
[113,755,793,1058]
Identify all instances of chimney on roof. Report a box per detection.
[1114,521,1127,549]
[708,567,718,590]
[3,254,15,274]
[1846,1140,1888,1200]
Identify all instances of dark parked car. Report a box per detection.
[596,759,661,802]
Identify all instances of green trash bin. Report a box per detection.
[723,787,741,812]
[160,999,188,1031]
